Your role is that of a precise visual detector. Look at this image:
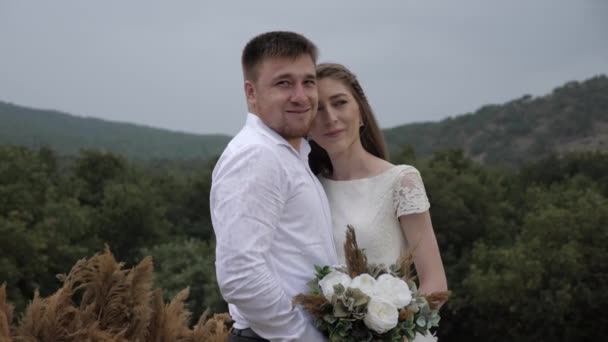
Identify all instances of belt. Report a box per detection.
[231,328,268,340]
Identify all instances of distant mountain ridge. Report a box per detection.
[2,74,607,166]
[0,102,231,160]
[384,74,608,166]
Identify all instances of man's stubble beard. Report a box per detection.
[279,114,315,140]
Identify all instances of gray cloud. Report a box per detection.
[0,0,606,135]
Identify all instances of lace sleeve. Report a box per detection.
[393,166,430,217]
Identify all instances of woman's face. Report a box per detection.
[309,78,362,156]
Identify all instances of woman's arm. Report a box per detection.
[399,210,448,296]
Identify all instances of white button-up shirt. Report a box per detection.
[211,113,338,341]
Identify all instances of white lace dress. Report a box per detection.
[319,165,437,342]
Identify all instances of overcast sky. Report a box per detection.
[1,0,606,135]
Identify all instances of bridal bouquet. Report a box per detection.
[293,226,450,342]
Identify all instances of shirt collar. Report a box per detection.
[246,112,311,159]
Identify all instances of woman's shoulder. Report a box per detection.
[388,164,423,180]
[388,164,428,194]
[392,163,421,172]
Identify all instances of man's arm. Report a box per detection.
[211,145,323,341]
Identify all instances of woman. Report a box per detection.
[308,63,448,341]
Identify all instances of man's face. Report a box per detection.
[245,55,318,148]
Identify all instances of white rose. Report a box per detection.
[349,274,377,297]
[364,296,399,333]
[373,274,412,308]
[318,270,351,300]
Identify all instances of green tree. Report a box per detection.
[0,146,51,223]
[94,180,171,263]
[141,239,226,319]
[75,150,127,207]
[460,176,608,341]
[0,216,47,311]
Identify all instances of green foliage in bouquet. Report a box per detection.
[319,284,374,341]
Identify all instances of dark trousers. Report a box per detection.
[228,328,269,342]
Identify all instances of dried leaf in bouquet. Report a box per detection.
[344,225,368,277]
[292,294,330,319]
[398,308,415,322]
[424,291,452,310]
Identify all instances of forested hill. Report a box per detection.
[0,101,231,160]
[1,74,607,166]
[384,74,608,167]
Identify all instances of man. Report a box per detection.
[210,31,338,341]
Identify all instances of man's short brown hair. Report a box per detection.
[242,31,318,82]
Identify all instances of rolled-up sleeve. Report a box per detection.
[211,144,322,341]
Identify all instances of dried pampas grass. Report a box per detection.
[1,283,14,342]
[2,246,232,342]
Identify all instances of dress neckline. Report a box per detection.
[319,165,401,184]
